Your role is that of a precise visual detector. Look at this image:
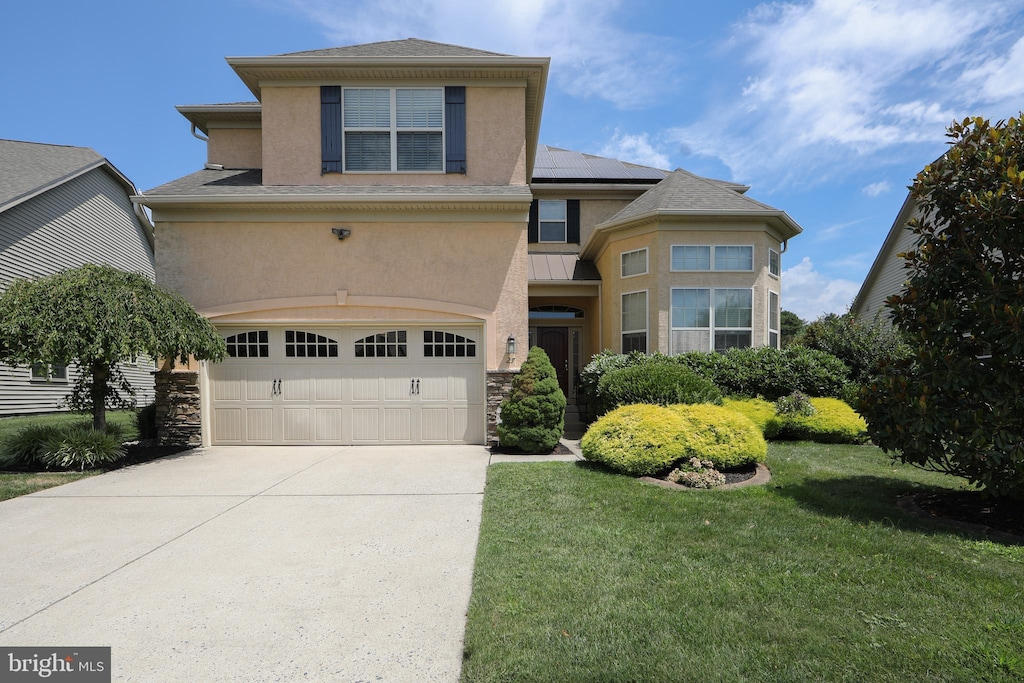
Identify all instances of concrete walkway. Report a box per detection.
[0,446,490,682]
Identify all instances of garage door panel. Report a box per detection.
[383,376,412,402]
[315,408,344,441]
[421,408,448,442]
[351,376,379,402]
[282,408,311,442]
[246,368,274,402]
[212,368,243,401]
[213,408,242,443]
[246,408,274,442]
[280,367,310,402]
[419,376,450,402]
[351,408,379,442]
[314,369,344,402]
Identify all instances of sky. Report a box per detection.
[3,0,1024,321]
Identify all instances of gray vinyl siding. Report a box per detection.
[0,166,156,415]
[855,225,915,325]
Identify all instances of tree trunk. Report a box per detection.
[91,362,109,432]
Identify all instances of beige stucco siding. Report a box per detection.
[155,217,527,370]
[527,196,639,254]
[206,128,262,169]
[260,85,527,186]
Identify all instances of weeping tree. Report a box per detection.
[860,115,1024,499]
[0,264,226,431]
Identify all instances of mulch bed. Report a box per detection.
[908,490,1024,540]
[489,442,577,456]
[113,440,193,468]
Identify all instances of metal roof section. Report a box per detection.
[0,140,138,213]
[528,253,601,281]
[278,38,510,59]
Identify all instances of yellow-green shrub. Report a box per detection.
[580,404,687,476]
[721,397,782,438]
[667,404,768,469]
[775,397,868,444]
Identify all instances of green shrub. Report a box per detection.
[774,397,868,444]
[598,363,722,411]
[40,427,125,471]
[136,403,157,440]
[0,424,61,469]
[577,350,649,419]
[721,397,782,439]
[775,391,816,417]
[796,312,911,385]
[497,347,566,453]
[580,404,687,476]
[667,403,768,469]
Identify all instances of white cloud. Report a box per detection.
[781,257,860,320]
[598,130,671,169]
[960,35,1024,104]
[862,181,891,197]
[669,0,1021,189]
[278,0,678,109]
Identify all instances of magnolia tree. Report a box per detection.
[860,115,1024,498]
[0,264,226,431]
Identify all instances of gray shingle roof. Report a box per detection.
[142,169,532,201]
[533,146,669,182]
[0,140,105,211]
[278,38,508,59]
[605,169,783,223]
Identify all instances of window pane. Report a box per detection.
[397,132,442,171]
[50,365,67,380]
[539,221,566,242]
[622,332,647,353]
[769,291,780,330]
[396,89,443,128]
[769,249,781,277]
[671,245,711,270]
[539,200,566,220]
[30,363,47,379]
[345,132,391,171]
[671,329,710,354]
[671,288,710,328]
[622,291,647,332]
[714,245,753,271]
[621,249,647,277]
[714,289,752,328]
[344,89,390,127]
[715,331,752,352]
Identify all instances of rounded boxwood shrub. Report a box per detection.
[774,397,868,444]
[598,363,722,411]
[721,397,782,439]
[580,404,687,476]
[497,346,566,453]
[667,404,767,469]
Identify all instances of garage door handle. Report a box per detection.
[415,379,420,395]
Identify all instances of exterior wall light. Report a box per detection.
[506,335,517,357]
[332,228,351,240]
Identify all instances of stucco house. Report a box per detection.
[0,140,157,415]
[136,38,801,447]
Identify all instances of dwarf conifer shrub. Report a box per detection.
[497,347,566,453]
[721,397,782,439]
[667,404,768,469]
[580,404,687,476]
[598,363,722,411]
[774,397,868,444]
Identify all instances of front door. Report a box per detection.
[537,327,570,397]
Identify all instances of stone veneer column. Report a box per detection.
[154,371,202,446]
[485,370,518,447]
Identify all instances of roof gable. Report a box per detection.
[278,38,509,59]
[607,169,780,222]
[0,140,106,212]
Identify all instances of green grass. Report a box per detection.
[462,443,1024,682]
[0,411,138,499]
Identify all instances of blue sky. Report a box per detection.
[4,0,1024,321]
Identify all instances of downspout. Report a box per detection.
[780,239,789,254]
[190,123,209,142]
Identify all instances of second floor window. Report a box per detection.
[538,200,567,242]
[344,88,443,172]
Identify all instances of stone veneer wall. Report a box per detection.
[486,369,518,447]
[155,371,202,446]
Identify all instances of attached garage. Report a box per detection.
[207,325,485,445]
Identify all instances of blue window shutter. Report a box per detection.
[528,200,539,243]
[567,200,580,243]
[321,86,342,174]
[445,86,466,174]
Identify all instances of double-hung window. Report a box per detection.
[343,88,444,172]
[769,248,781,278]
[621,248,648,277]
[671,288,753,353]
[538,200,567,242]
[621,291,648,353]
[768,291,780,349]
[30,363,67,382]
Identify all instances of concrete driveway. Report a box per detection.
[0,446,489,682]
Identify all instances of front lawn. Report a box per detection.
[462,443,1024,682]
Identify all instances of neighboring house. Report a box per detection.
[136,38,802,447]
[0,140,157,415]
[851,192,918,324]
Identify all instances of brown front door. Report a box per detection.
[537,327,570,397]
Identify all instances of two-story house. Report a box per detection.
[137,38,801,447]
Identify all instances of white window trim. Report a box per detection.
[30,363,68,383]
[768,290,780,349]
[620,247,649,278]
[769,248,781,279]
[538,199,568,243]
[670,244,755,272]
[670,287,754,352]
[342,87,446,174]
[621,289,648,354]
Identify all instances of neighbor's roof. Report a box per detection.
[278,38,509,59]
[0,140,126,213]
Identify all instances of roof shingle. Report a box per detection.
[278,38,508,59]
[0,140,104,211]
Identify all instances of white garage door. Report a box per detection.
[208,326,485,445]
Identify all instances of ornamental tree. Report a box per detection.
[860,115,1024,498]
[0,264,226,432]
[497,346,566,453]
